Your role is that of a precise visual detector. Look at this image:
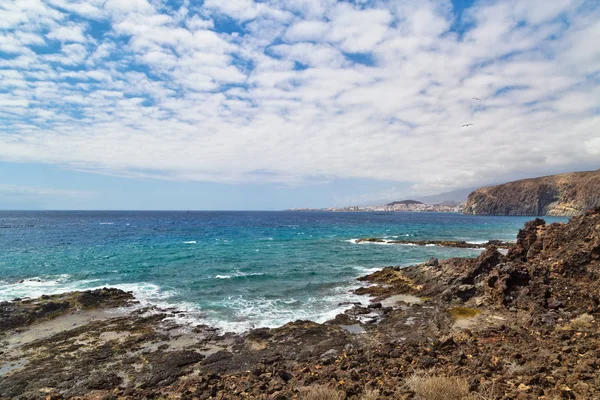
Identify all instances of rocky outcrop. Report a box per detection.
[0,288,135,333]
[463,169,600,216]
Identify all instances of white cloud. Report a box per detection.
[554,91,599,114]
[203,0,292,22]
[45,0,105,20]
[326,4,392,53]
[285,20,329,42]
[46,23,87,43]
[103,0,154,15]
[0,0,598,195]
[270,43,347,68]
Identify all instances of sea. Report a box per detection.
[0,211,568,333]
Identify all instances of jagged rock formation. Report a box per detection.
[463,169,600,216]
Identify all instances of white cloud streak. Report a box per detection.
[0,0,598,194]
[0,184,95,198]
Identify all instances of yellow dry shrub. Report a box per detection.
[405,373,471,400]
[300,384,345,400]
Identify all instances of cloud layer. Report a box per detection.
[0,0,599,193]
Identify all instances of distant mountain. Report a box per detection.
[463,169,600,216]
[414,187,475,205]
[386,200,423,206]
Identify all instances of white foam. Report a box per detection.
[345,238,394,245]
[183,241,197,244]
[352,266,382,275]
[0,275,99,301]
[214,271,265,280]
[99,222,114,225]
[0,273,373,335]
[202,282,370,333]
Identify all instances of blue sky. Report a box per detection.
[0,0,599,210]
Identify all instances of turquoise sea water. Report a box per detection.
[0,211,567,332]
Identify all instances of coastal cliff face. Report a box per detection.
[463,169,600,216]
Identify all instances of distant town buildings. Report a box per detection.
[289,200,463,213]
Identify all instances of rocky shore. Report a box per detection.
[2,209,600,399]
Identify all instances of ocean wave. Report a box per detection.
[345,238,416,246]
[214,271,266,280]
[0,275,100,301]
[0,275,372,335]
[351,265,383,275]
[183,240,197,244]
[201,282,369,333]
[99,222,114,225]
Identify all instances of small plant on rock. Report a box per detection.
[300,384,345,400]
[560,313,594,331]
[405,372,471,400]
[360,387,380,400]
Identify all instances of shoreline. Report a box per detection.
[0,237,498,334]
[1,210,600,399]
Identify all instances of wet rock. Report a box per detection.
[347,306,371,316]
[338,302,362,306]
[425,257,439,267]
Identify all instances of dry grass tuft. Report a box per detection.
[300,384,345,400]
[438,331,473,344]
[505,360,529,376]
[560,313,594,331]
[360,387,380,400]
[405,372,471,400]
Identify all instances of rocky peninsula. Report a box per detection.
[463,169,600,216]
[2,209,600,399]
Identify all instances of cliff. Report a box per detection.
[463,169,600,216]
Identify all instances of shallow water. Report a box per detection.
[0,211,567,332]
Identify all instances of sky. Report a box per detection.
[0,0,599,210]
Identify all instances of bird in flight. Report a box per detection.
[472,97,482,100]
[462,124,474,127]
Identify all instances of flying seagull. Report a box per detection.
[472,97,482,100]
[462,124,474,127]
